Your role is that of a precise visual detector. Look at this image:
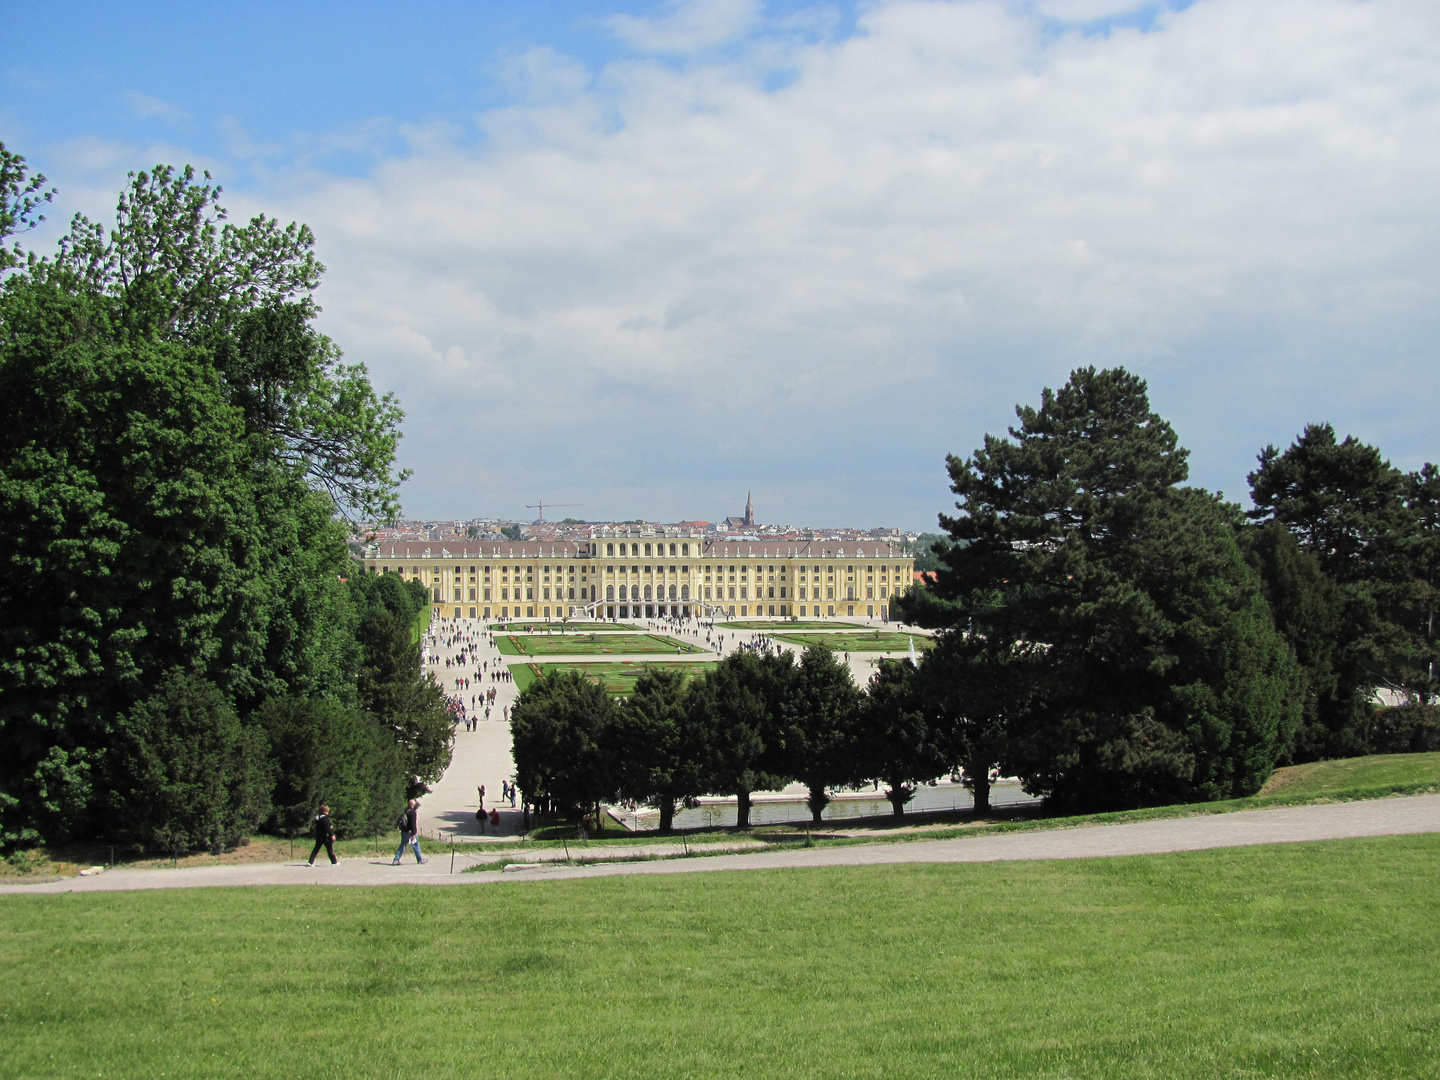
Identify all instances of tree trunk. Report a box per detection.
[886,781,913,817]
[970,766,991,816]
[807,784,829,823]
[658,797,675,834]
[594,800,603,834]
[736,788,752,830]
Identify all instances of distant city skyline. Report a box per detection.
[9,0,1438,532]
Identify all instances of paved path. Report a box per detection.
[6,793,1437,895]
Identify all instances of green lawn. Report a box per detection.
[3,835,1439,1078]
[510,660,717,694]
[771,631,936,652]
[495,633,704,656]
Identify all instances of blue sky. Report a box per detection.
[6,0,1438,529]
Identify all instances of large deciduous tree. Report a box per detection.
[0,152,412,846]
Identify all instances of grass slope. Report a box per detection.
[3,836,1439,1078]
[1261,752,1440,796]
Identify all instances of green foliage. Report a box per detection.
[611,667,706,832]
[857,659,949,816]
[511,669,617,815]
[1241,521,1346,760]
[108,672,271,854]
[1371,706,1440,754]
[254,696,404,839]
[903,367,1301,811]
[690,651,792,828]
[500,524,523,540]
[0,142,55,271]
[781,645,863,821]
[350,573,452,796]
[0,154,420,848]
[1248,423,1427,756]
[903,531,953,572]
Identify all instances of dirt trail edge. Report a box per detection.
[5,793,1438,895]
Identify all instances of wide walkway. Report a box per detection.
[5,793,1437,894]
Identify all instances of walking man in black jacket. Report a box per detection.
[308,805,337,866]
[392,799,426,864]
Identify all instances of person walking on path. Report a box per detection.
[392,799,426,864]
[489,807,500,833]
[308,805,337,866]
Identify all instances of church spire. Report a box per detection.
[744,490,754,528]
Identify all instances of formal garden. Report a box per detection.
[510,660,717,695]
[495,633,705,656]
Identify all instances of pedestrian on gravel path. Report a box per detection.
[308,805,337,866]
[392,799,425,864]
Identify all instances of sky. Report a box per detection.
[5,0,1439,530]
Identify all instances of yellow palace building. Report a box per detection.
[360,530,914,622]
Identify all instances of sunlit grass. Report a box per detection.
[3,835,1439,1078]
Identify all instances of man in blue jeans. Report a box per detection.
[393,798,426,864]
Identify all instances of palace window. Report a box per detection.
[607,544,614,556]
[606,586,615,600]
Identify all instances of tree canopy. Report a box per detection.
[0,147,427,848]
[899,367,1301,811]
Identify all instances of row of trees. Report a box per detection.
[512,647,917,830]
[0,146,450,851]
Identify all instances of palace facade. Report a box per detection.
[359,529,913,622]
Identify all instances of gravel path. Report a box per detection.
[5,793,1437,895]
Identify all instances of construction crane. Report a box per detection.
[525,501,582,524]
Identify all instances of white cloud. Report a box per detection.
[607,0,764,53]
[126,90,189,125]
[243,0,1440,524]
